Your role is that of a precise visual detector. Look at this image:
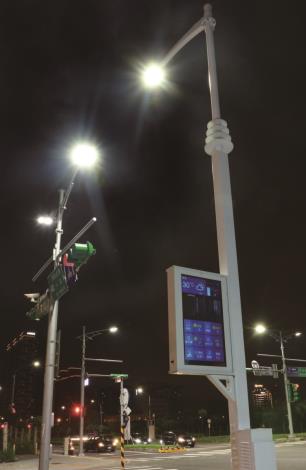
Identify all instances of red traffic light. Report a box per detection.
[71,404,82,416]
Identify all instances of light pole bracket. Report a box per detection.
[207,374,235,402]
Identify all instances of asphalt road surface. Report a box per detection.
[63,441,306,470]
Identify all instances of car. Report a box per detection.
[159,431,177,446]
[68,434,118,454]
[177,434,196,448]
[84,435,117,453]
[131,433,152,444]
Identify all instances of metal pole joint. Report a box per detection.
[203,4,216,31]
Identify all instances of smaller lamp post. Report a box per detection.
[254,324,302,437]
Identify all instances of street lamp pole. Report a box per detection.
[77,325,119,455]
[35,143,98,470]
[202,6,252,464]
[148,394,151,423]
[39,189,65,470]
[279,331,294,437]
[143,4,276,468]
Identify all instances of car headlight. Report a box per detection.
[192,437,196,441]
[112,439,118,446]
[98,442,105,447]
[135,438,141,444]
[178,437,185,443]
[148,438,152,443]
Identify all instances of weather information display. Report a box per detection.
[181,274,226,367]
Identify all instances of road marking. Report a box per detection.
[276,441,306,448]
[125,449,231,463]
[105,467,166,470]
[125,451,163,455]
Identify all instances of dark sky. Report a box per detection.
[1,0,306,413]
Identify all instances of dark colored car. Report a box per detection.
[84,435,117,453]
[132,433,152,444]
[160,431,177,446]
[177,434,196,448]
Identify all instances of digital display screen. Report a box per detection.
[181,274,226,367]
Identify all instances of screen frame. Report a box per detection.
[167,265,233,376]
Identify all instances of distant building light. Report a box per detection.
[26,332,36,337]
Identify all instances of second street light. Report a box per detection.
[34,141,99,470]
[254,323,302,438]
[78,326,119,456]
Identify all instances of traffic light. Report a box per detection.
[67,242,96,269]
[71,404,81,416]
[292,383,301,402]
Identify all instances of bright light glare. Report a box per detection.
[70,143,99,168]
[255,324,267,334]
[109,326,118,333]
[37,216,53,226]
[295,331,302,337]
[136,387,143,394]
[142,63,166,88]
[33,361,41,368]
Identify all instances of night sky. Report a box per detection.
[1,0,306,416]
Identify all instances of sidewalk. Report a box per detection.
[0,454,113,470]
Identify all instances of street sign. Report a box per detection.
[110,374,128,379]
[48,266,69,301]
[120,388,129,407]
[253,367,273,377]
[272,364,279,379]
[287,367,306,378]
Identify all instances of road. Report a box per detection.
[57,441,306,470]
[3,442,305,470]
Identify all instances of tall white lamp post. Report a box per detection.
[37,142,99,470]
[255,324,302,438]
[142,4,276,469]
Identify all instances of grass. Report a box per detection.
[0,447,16,462]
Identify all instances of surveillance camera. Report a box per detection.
[24,293,40,303]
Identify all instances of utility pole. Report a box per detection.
[280,331,294,437]
[99,393,105,427]
[77,326,121,455]
[79,326,86,456]
[11,374,16,405]
[39,189,64,470]
[32,144,99,470]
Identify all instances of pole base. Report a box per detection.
[232,428,276,470]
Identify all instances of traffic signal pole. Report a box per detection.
[120,379,125,470]
[280,331,295,437]
[39,189,65,470]
[79,326,86,456]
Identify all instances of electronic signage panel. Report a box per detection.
[182,274,226,367]
[167,266,233,376]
